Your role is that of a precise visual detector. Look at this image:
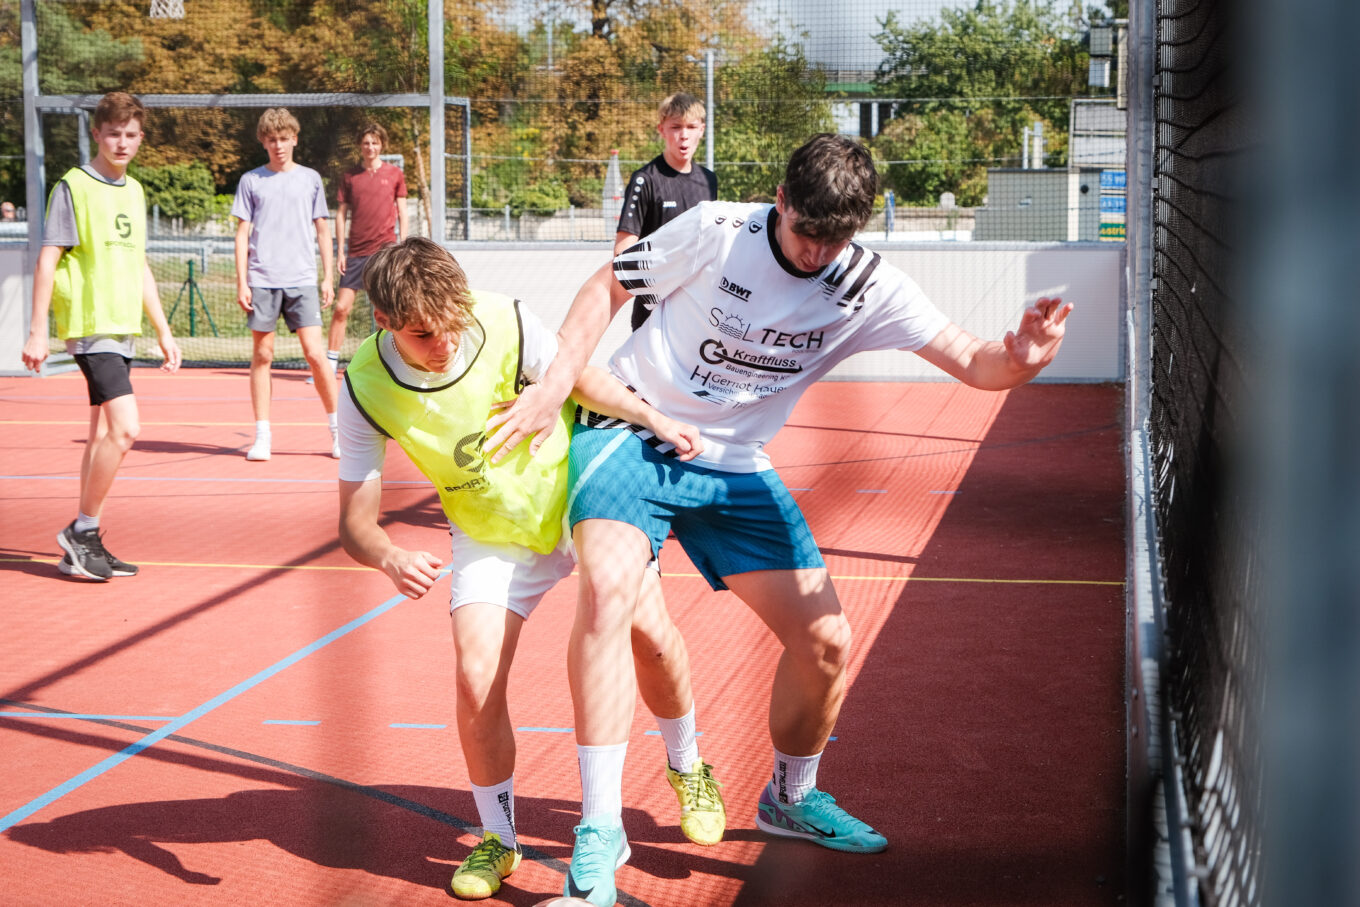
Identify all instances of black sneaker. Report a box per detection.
[56,522,112,581]
[61,545,139,577]
[96,534,139,576]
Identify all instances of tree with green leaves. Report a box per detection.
[872,0,1087,206]
[713,40,835,203]
[130,160,216,225]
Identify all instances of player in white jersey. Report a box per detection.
[492,134,1073,906]
[595,198,950,471]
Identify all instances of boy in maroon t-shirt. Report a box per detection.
[327,122,408,376]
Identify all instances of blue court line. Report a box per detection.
[262,719,321,726]
[929,490,961,494]
[517,727,573,733]
[856,489,888,494]
[0,712,176,721]
[0,583,428,834]
[390,723,446,730]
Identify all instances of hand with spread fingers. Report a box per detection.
[1005,296,1074,372]
[484,381,569,464]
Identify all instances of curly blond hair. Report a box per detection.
[256,108,300,140]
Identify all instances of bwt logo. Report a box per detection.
[719,277,752,301]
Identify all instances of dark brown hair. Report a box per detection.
[356,122,389,150]
[780,134,878,242]
[93,92,146,131]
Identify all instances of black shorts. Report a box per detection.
[74,352,133,406]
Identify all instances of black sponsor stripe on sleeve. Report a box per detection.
[838,251,882,308]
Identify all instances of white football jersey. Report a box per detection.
[596,201,950,472]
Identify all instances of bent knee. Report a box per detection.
[795,613,852,673]
[102,419,140,450]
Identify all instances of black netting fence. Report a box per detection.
[1150,0,1262,902]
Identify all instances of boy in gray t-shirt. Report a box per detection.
[231,107,337,461]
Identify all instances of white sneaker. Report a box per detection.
[246,435,271,461]
[330,430,341,459]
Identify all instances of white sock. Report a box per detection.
[254,420,270,440]
[771,748,822,806]
[578,742,627,824]
[471,776,517,850]
[327,412,338,433]
[73,511,99,534]
[327,350,340,369]
[656,706,700,772]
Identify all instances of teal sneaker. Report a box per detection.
[563,817,631,906]
[755,783,887,853]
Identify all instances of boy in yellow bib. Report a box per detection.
[337,237,723,901]
[22,92,181,581]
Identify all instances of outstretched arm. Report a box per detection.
[572,366,704,461]
[916,296,1073,390]
[339,477,443,599]
[484,260,631,461]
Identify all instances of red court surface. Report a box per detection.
[0,369,1126,906]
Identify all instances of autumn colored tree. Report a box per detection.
[0,2,144,206]
[0,0,1101,227]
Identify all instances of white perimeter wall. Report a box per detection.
[0,247,27,376]
[453,241,1124,382]
[0,242,1124,382]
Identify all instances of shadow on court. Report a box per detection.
[7,783,695,905]
[733,385,1126,907]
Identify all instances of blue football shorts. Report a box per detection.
[567,423,825,591]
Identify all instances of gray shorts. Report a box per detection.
[338,254,371,292]
[248,286,322,333]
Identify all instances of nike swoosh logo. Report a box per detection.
[797,819,836,838]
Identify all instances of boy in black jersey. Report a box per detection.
[615,92,718,330]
